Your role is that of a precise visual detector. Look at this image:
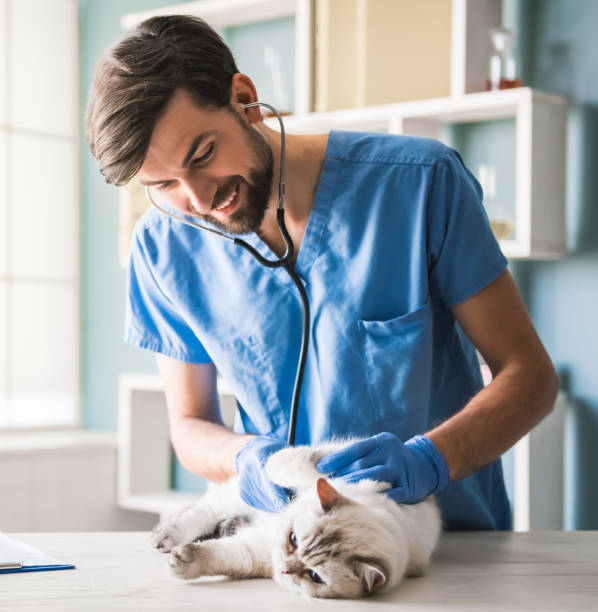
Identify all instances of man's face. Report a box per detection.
[138,89,273,235]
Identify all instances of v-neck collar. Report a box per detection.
[236,132,340,284]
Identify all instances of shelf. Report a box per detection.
[0,430,116,454]
[117,374,236,518]
[119,491,202,516]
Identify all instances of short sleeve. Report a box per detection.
[427,148,508,308]
[125,227,212,363]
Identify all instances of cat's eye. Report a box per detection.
[308,569,323,584]
[288,531,298,549]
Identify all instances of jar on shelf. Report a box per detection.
[486,27,522,91]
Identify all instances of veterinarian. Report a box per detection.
[86,15,558,530]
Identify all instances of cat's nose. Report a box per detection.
[281,566,290,574]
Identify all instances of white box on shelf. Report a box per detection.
[314,0,454,111]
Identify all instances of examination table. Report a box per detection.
[1,531,596,610]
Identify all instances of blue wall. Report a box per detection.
[223,17,295,113]
[79,0,189,494]
[512,0,598,530]
[79,0,176,434]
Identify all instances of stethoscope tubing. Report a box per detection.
[145,102,307,446]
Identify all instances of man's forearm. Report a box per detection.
[170,416,254,482]
[426,360,558,482]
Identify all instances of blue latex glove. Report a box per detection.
[235,434,292,513]
[316,432,450,504]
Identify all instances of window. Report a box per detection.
[0,0,79,428]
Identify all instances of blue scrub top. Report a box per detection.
[126,131,512,531]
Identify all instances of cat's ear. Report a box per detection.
[353,560,387,593]
[316,478,347,512]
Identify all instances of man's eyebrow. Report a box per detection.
[139,178,170,186]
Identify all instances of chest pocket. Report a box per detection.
[357,300,433,430]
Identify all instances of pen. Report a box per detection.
[0,561,23,569]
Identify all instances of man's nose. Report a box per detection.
[181,177,217,214]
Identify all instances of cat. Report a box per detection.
[150,440,442,599]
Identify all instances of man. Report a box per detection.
[86,15,557,529]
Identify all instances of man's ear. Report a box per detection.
[230,73,261,122]
[316,478,348,512]
[353,560,387,594]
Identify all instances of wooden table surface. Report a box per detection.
[1,531,597,611]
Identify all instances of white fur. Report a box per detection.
[151,441,442,599]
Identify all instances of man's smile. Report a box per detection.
[211,181,240,216]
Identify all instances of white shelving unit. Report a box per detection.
[117,374,237,517]
[269,87,567,259]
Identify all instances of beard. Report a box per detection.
[197,110,274,235]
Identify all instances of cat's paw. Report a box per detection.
[168,543,203,580]
[150,503,203,552]
[151,519,184,553]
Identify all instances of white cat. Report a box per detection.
[151,440,442,599]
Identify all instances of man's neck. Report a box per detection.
[255,126,329,263]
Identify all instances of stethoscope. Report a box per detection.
[145,102,307,446]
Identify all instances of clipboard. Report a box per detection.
[0,532,75,574]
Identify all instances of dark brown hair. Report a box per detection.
[85,15,239,185]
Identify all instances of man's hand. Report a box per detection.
[316,432,450,504]
[235,435,292,512]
